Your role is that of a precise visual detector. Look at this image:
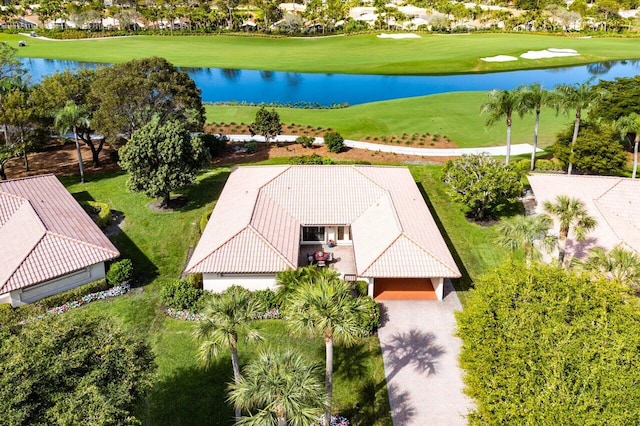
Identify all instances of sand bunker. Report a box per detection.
[481,55,518,62]
[520,48,578,59]
[377,33,421,39]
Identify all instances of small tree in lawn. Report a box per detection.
[441,154,523,221]
[323,131,345,153]
[119,117,208,208]
[249,106,282,144]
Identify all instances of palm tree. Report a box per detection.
[615,113,640,179]
[228,349,326,426]
[481,88,525,165]
[519,83,549,171]
[544,195,597,266]
[578,245,640,292]
[194,285,263,424]
[284,275,368,426]
[495,214,557,265]
[551,81,600,175]
[54,100,89,183]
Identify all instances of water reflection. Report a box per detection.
[19,58,640,106]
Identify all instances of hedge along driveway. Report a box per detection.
[4,33,640,74]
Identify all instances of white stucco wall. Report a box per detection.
[431,277,444,301]
[203,273,277,292]
[9,263,106,307]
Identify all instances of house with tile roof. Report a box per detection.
[186,165,460,300]
[528,174,640,261]
[0,174,119,306]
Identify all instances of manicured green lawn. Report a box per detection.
[3,33,639,74]
[207,92,571,148]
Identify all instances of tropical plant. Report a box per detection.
[441,154,523,220]
[519,82,550,171]
[457,261,640,425]
[495,214,556,265]
[614,112,640,178]
[193,285,264,423]
[54,100,89,183]
[577,246,640,293]
[543,195,597,266]
[228,349,326,426]
[284,275,368,426]
[481,88,525,164]
[551,81,601,175]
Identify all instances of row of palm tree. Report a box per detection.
[194,268,373,426]
[482,80,640,178]
[496,195,640,292]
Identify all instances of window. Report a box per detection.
[337,226,351,242]
[302,226,325,242]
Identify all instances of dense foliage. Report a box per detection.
[323,131,345,153]
[0,315,155,425]
[591,76,640,123]
[457,262,640,425]
[441,154,523,220]
[90,57,205,142]
[160,279,204,311]
[551,121,627,175]
[249,106,282,144]
[106,258,134,285]
[119,117,208,206]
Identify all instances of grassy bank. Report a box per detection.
[3,33,639,74]
[207,92,571,148]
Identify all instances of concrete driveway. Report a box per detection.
[377,282,474,425]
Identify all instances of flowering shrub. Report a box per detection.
[46,282,130,316]
[166,308,204,322]
[315,415,350,426]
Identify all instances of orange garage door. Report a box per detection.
[374,278,437,301]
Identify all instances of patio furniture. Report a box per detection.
[327,252,334,262]
[313,250,329,261]
[317,259,326,267]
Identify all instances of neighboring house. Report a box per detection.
[0,174,119,306]
[186,165,461,301]
[529,174,640,261]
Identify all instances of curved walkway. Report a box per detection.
[226,134,540,157]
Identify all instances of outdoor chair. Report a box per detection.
[317,260,326,267]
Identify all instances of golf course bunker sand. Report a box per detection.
[520,48,579,59]
[481,55,518,62]
[377,33,421,39]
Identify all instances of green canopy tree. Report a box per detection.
[519,82,550,171]
[614,112,640,178]
[118,117,208,207]
[0,314,154,425]
[228,349,326,426]
[551,81,601,175]
[90,57,205,143]
[54,100,90,183]
[193,285,264,423]
[457,262,640,425]
[543,195,597,266]
[441,154,523,220]
[481,88,525,164]
[495,214,556,265]
[249,106,282,145]
[283,273,369,426]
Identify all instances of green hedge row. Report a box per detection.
[81,201,112,228]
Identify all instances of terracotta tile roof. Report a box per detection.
[187,165,460,278]
[0,175,119,293]
[528,174,640,258]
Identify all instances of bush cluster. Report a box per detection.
[295,135,315,148]
[106,259,134,286]
[358,296,381,337]
[289,154,335,165]
[35,279,112,310]
[201,133,228,157]
[245,141,258,153]
[251,289,279,311]
[160,280,203,311]
[81,201,112,228]
[324,132,345,153]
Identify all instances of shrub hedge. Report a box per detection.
[81,201,112,228]
[160,280,203,311]
[106,259,134,286]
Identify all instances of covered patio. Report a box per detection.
[298,243,356,277]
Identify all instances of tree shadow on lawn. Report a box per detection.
[334,343,372,382]
[340,378,394,426]
[178,169,230,213]
[146,362,233,426]
[111,229,158,286]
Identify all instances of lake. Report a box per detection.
[20,58,640,106]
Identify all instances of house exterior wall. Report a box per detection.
[203,273,277,292]
[8,262,106,307]
[431,277,444,301]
